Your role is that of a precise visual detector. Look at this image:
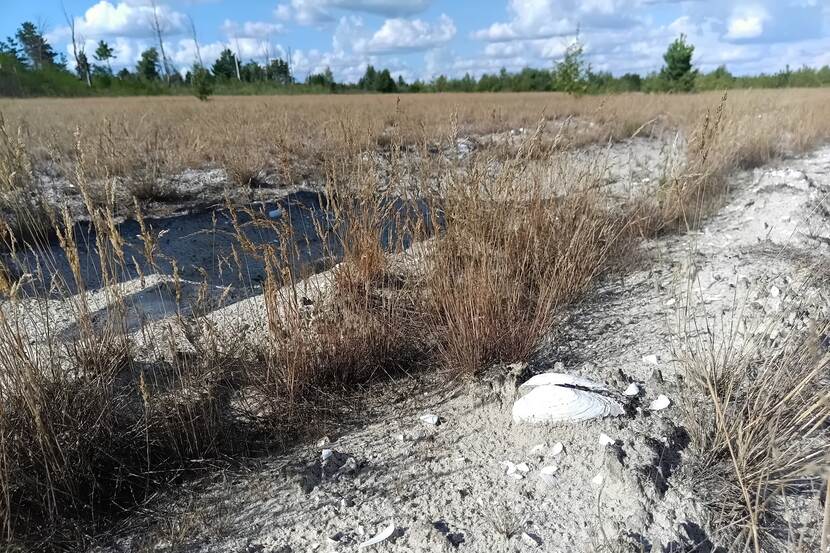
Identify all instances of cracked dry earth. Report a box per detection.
[100,147,830,553]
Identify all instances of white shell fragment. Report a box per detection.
[518,372,610,396]
[357,523,395,549]
[512,373,624,424]
[591,473,605,486]
[419,414,439,426]
[539,465,558,485]
[551,442,564,456]
[598,433,615,447]
[502,460,526,479]
[649,395,671,411]
[623,383,640,396]
[642,354,659,365]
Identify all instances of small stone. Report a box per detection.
[599,433,615,447]
[591,473,605,486]
[551,442,564,456]
[642,354,659,365]
[420,414,439,426]
[515,463,530,473]
[649,369,664,385]
[522,532,543,547]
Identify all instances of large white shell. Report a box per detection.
[518,373,610,397]
[512,384,624,424]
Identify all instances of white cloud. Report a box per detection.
[725,5,769,40]
[357,14,456,53]
[67,1,188,39]
[274,0,431,25]
[473,0,638,42]
[221,19,284,38]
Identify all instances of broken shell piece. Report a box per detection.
[591,473,605,486]
[649,395,671,411]
[642,354,659,365]
[518,372,610,397]
[357,523,395,549]
[419,414,439,426]
[551,442,564,456]
[623,383,640,396]
[539,465,557,485]
[516,463,530,473]
[321,449,333,461]
[598,433,615,447]
[513,381,624,424]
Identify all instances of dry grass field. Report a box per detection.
[0,89,829,552]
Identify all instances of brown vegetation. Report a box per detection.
[0,89,829,550]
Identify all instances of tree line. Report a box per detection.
[2,21,830,99]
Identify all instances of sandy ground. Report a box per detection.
[81,142,830,552]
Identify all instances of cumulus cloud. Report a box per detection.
[357,14,456,53]
[473,0,638,42]
[66,1,188,39]
[274,0,431,25]
[725,5,769,40]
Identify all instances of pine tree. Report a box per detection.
[553,40,588,95]
[212,49,238,80]
[136,48,161,80]
[191,65,213,101]
[94,40,115,74]
[660,34,696,92]
[15,22,57,69]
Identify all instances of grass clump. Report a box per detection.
[679,317,830,552]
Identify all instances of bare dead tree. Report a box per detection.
[233,36,242,81]
[187,14,203,68]
[62,4,91,87]
[150,0,171,84]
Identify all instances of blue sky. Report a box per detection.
[4,1,830,82]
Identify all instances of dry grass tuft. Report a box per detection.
[679,315,830,552]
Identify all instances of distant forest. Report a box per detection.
[2,20,830,98]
